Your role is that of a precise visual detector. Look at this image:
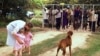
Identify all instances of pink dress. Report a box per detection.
[24,32,33,47]
[14,33,25,50]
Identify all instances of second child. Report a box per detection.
[24,29,33,55]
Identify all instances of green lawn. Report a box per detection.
[0,28,7,46]
[0,27,44,47]
[23,32,100,56]
[1,27,100,56]
[23,34,66,56]
[73,32,100,56]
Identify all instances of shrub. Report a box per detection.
[31,19,42,27]
[33,9,42,18]
[0,31,7,47]
[0,22,7,27]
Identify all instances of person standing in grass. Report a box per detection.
[24,29,33,55]
[6,20,33,54]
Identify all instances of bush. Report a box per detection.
[31,19,42,27]
[0,22,7,27]
[33,9,42,18]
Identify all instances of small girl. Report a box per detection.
[13,28,25,56]
[24,29,33,55]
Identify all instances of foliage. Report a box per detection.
[28,0,53,9]
[53,0,70,4]
[0,22,7,27]
[78,0,100,4]
[50,0,100,4]
[0,0,29,21]
[31,19,42,27]
[0,28,7,47]
[31,0,42,8]
[33,9,42,18]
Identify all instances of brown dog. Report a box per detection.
[56,31,73,56]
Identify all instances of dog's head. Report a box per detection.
[67,31,73,36]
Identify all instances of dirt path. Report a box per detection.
[38,32,91,56]
[0,30,63,56]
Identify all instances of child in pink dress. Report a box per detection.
[24,29,33,55]
[13,28,25,56]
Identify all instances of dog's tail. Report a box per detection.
[56,47,60,56]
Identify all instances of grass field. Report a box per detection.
[0,27,44,47]
[73,32,100,56]
[23,34,66,56]
[10,33,66,56]
[22,32,100,56]
[1,27,100,56]
[0,28,7,46]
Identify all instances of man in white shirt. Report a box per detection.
[42,8,49,27]
[6,20,33,47]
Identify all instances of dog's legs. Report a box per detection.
[69,46,71,56]
[62,48,66,56]
[56,47,60,56]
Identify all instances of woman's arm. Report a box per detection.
[12,33,23,44]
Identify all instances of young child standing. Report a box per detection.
[13,28,25,56]
[24,29,33,55]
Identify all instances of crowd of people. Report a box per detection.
[42,6,100,32]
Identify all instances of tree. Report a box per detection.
[0,0,29,22]
[0,0,53,22]
[78,0,100,4]
[53,0,70,3]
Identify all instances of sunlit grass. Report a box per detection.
[73,33,100,56]
[23,34,66,56]
[23,32,100,56]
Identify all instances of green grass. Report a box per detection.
[23,32,100,56]
[73,33,100,56]
[23,34,66,56]
[0,27,44,47]
[0,29,7,46]
[1,28,100,56]
[0,22,7,27]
